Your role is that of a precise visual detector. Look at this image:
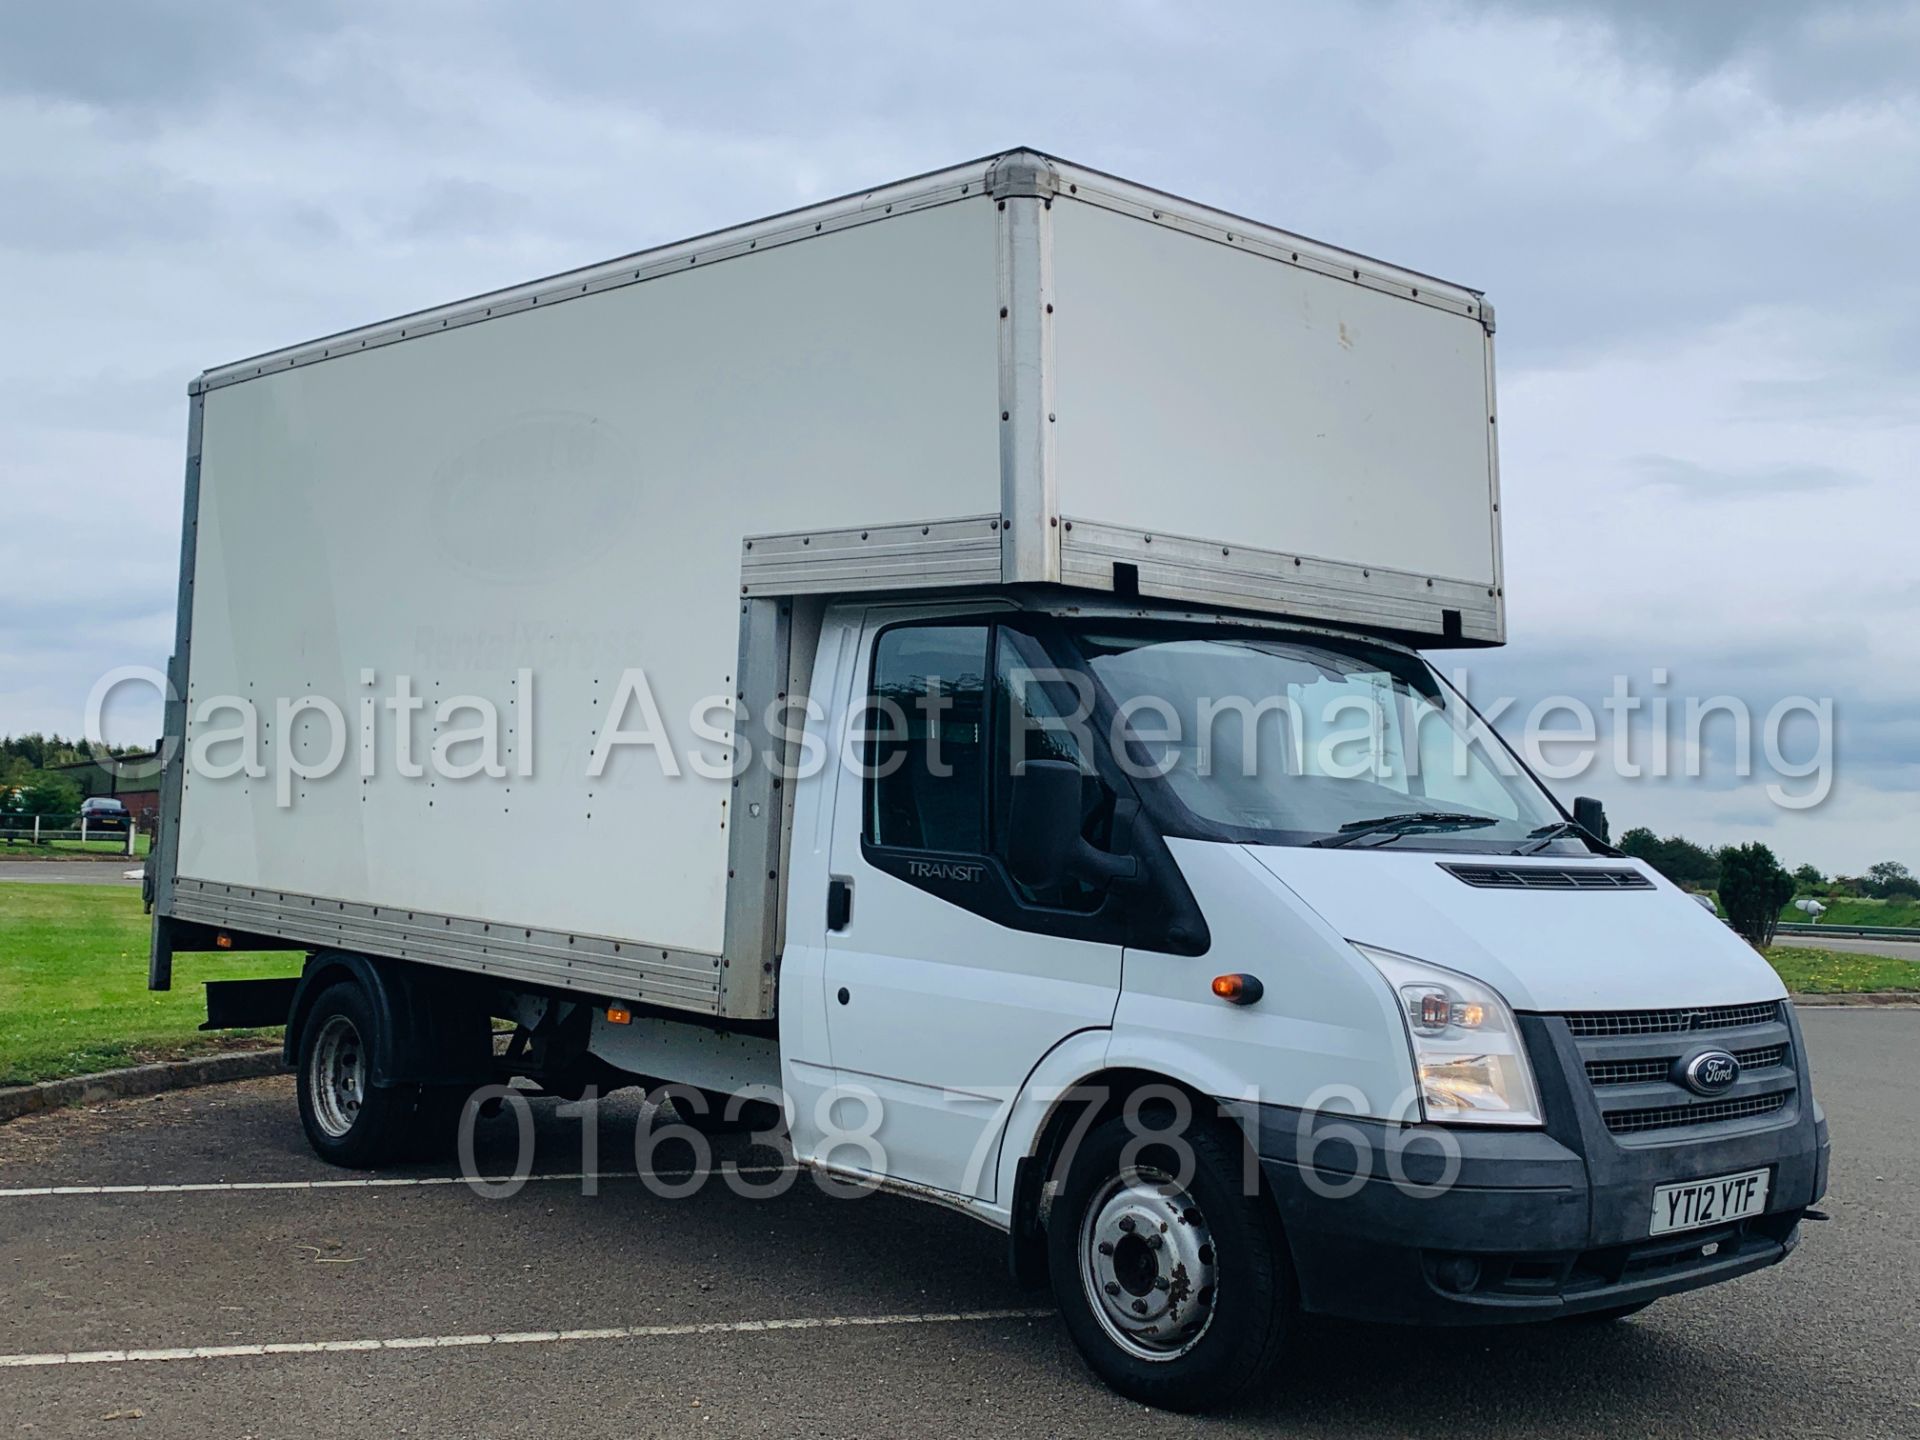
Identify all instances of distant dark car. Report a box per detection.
[79,796,131,833]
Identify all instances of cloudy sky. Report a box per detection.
[1,0,1913,873]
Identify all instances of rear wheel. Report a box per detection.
[1047,1106,1293,1411]
[295,982,412,1167]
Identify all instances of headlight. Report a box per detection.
[1354,945,1543,1127]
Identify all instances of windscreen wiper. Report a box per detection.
[1311,812,1499,848]
[1517,820,1617,856]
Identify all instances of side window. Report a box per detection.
[864,621,1113,917]
[991,631,1110,912]
[865,625,989,853]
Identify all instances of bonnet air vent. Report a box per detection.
[1442,864,1653,891]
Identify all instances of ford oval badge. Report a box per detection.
[1681,1049,1741,1097]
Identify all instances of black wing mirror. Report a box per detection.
[1005,760,1138,891]
[1572,795,1610,845]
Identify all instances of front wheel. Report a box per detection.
[1047,1107,1293,1411]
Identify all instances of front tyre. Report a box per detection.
[295,982,412,1168]
[1047,1108,1293,1411]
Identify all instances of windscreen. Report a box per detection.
[1075,627,1568,851]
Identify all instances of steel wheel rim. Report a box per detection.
[308,1015,365,1139]
[1078,1165,1218,1361]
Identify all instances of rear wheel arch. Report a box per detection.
[283,952,491,1087]
[283,952,402,1077]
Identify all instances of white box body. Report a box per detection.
[157,150,1502,1017]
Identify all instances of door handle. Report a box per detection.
[826,877,853,932]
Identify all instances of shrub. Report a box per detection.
[1619,827,1720,891]
[1718,843,1795,949]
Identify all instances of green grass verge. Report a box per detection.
[0,883,298,1087]
[1,883,1910,1090]
[1763,945,1920,996]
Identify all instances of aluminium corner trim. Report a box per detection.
[1056,518,1503,644]
[191,148,1488,394]
[717,597,791,1020]
[194,155,1014,394]
[771,596,826,979]
[1483,327,1508,644]
[150,390,205,989]
[986,149,1061,201]
[995,165,1060,586]
[1049,158,1488,325]
[741,515,1004,596]
[170,878,727,1015]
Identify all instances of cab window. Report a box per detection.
[866,624,989,853]
[865,620,1108,914]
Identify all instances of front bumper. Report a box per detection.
[1247,1011,1830,1325]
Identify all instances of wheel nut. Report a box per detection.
[1147,1234,1163,1250]
[1131,1299,1148,1315]
[1118,1216,1136,1233]
[1153,1277,1170,1292]
[1105,1282,1121,1297]
[1098,1241,1114,1256]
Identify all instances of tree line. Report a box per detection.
[0,733,150,816]
[1617,827,1918,901]
[1617,826,1916,949]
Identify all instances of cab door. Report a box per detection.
[819,612,1125,1200]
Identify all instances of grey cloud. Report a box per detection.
[0,370,185,441]
[10,3,1912,367]
[1629,455,1870,498]
[1735,308,1920,426]
[383,178,530,243]
[2,592,175,653]
[1471,0,1920,102]
[0,1,1912,876]
[0,170,217,254]
[0,0,351,113]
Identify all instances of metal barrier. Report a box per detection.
[1774,921,1920,940]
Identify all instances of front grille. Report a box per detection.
[1444,864,1652,891]
[1603,1092,1790,1135]
[1585,1043,1789,1088]
[1562,1001,1782,1038]
[1585,1056,1668,1087]
[1548,1001,1798,1141]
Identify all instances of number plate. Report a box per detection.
[1649,1167,1770,1236]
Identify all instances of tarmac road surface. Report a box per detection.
[0,1007,1914,1438]
[0,860,141,886]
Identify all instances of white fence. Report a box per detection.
[0,811,144,854]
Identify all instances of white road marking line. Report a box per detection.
[0,1309,1052,1369]
[0,1165,798,1199]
